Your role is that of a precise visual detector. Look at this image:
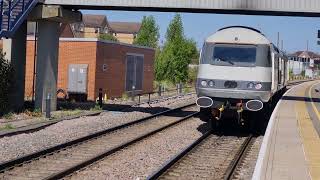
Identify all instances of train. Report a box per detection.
[196,26,289,127]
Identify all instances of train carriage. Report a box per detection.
[196,26,289,126]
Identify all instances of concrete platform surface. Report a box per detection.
[253,81,320,180]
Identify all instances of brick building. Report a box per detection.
[24,38,155,101]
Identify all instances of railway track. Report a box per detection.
[0,103,197,180]
[148,134,254,180]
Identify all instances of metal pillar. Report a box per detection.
[34,20,60,112]
[2,21,27,111]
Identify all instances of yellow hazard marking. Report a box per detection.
[309,83,320,122]
[296,82,320,180]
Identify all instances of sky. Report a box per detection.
[82,10,320,54]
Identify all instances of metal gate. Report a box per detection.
[68,64,88,93]
[125,54,144,92]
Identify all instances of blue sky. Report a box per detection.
[82,10,320,53]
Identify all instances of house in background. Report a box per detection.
[72,14,110,38]
[109,22,141,44]
[69,14,141,44]
[288,51,320,77]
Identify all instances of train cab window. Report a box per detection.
[211,44,257,66]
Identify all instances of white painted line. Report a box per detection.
[251,82,309,180]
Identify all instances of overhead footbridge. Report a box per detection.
[43,0,320,16]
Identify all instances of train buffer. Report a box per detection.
[252,80,320,180]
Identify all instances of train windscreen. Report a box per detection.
[201,44,258,66]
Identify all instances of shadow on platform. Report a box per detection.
[282,96,320,103]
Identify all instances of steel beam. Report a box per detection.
[41,0,320,17]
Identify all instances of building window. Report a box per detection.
[125,54,144,91]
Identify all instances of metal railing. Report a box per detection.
[0,0,38,37]
[133,85,195,105]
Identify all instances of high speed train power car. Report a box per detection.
[196,26,289,127]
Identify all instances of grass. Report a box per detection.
[121,93,129,101]
[0,124,15,131]
[3,112,14,120]
[90,105,102,111]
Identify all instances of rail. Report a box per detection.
[224,135,254,180]
[0,103,196,173]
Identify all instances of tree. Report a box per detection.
[165,14,183,42]
[133,16,160,48]
[155,14,199,84]
[0,50,14,115]
[99,33,118,42]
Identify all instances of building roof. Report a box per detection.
[26,22,75,38]
[82,14,108,28]
[289,51,320,59]
[109,22,141,34]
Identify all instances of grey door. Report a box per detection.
[68,64,88,93]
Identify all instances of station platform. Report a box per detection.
[253,80,320,180]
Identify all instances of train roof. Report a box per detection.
[206,26,271,45]
[218,26,263,34]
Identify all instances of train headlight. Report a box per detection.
[255,83,263,90]
[201,80,208,87]
[247,82,254,89]
[208,80,215,87]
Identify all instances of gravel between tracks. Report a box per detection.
[0,94,196,163]
[67,117,207,180]
[232,136,263,180]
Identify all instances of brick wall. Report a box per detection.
[24,38,155,101]
[25,40,98,100]
[95,41,155,99]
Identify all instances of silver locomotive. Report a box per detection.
[196,26,288,126]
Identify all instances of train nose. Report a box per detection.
[245,100,264,111]
[196,97,213,108]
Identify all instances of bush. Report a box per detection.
[188,66,198,85]
[99,33,118,42]
[0,50,14,116]
[301,70,306,77]
[25,108,42,117]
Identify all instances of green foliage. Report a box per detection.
[90,104,102,111]
[165,14,184,42]
[25,108,42,117]
[121,93,129,101]
[0,50,14,116]
[0,124,15,130]
[289,69,293,80]
[133,16,160,48]
[188,66,198,85]
[155,14,199,84]
[3,112,14,120]
[301,70,306,77]
[99,33,118,42]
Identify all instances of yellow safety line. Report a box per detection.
[296,82,320,180]
[309,83,320,121]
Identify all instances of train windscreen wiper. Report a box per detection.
[213,58,234,65]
